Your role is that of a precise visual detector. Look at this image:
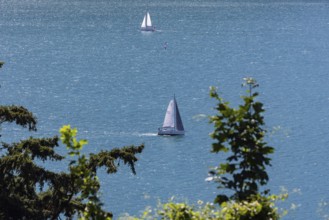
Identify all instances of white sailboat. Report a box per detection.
[141,12,155,32]
[158,96,185,136]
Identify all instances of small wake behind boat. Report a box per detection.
[141,12,155,32]
[158,96,185,136]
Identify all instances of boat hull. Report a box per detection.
[141,27,155,32]
[158,127,185,136]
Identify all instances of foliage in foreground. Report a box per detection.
[122,193,287,220]
[0,63,145,219]
[208,78,274,204]
[0,108,144,219]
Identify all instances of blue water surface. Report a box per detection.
[1,1,329,219]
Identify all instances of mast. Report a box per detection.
[173,95,177,130]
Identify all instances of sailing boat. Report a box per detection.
[158,96,185,135]
[141,12,155,32]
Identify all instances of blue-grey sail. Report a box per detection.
[158,96,184,135]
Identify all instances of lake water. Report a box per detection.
[1,0,329,219]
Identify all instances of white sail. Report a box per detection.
[162,100,175,127]
[141,12,155,31]
[146,12,152,27]
[141,15,146,28]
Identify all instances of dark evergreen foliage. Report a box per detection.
[0,117,144,219]
[0,105,37,131]
[0,101,144,219]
